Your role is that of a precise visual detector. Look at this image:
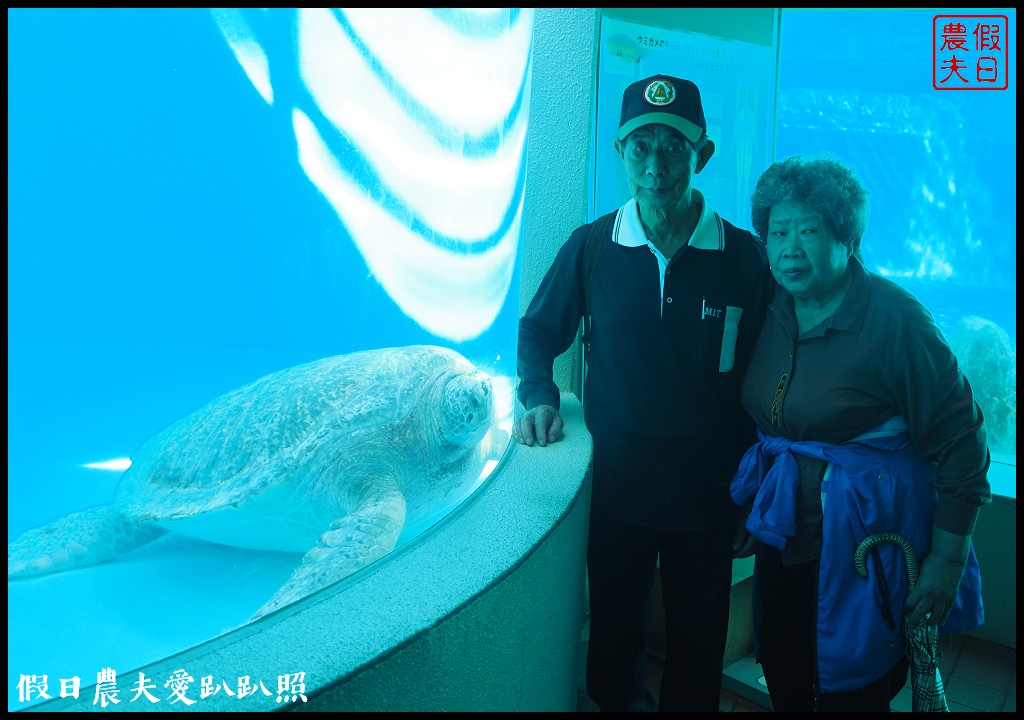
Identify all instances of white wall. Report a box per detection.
[520,8,601,396]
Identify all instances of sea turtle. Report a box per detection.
[8,345,497,620]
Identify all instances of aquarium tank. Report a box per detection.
[775,9,1016,484]
[8,8,532,711]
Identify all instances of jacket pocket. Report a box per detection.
[718,305,743,372]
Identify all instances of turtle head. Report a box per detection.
[437,369,493,453]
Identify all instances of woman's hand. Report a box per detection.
[905,527,970,627]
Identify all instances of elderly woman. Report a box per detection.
[731,153,991,712]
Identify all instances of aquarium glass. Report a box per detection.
[8,8,531,710]
[776,9,1016,494]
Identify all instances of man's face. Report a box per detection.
[616,124,701,212]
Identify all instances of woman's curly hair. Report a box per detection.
[750,153,870,256]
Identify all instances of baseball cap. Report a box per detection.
[617,75,706,145]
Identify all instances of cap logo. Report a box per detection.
[644,79,676,107]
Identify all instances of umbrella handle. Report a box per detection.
[854,532,920,588]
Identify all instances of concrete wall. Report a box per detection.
[967,485,1016,648]
[520,8,601,396]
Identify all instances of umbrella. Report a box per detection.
[855,532,950,713]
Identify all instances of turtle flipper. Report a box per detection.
[251,489,407,620]
[8,505,167,578]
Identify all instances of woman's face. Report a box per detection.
[766,201,853,303]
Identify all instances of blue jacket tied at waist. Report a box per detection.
[730,419,984,693]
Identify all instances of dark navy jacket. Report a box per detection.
[518,197,769,529]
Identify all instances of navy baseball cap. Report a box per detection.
[618,75,706,145]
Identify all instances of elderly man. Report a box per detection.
[515,75,769,712]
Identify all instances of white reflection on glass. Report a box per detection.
[212,8,533,342]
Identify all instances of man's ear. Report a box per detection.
[613,138,623,157]
[695,138,716,173]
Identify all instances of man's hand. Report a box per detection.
[513,404,563,447]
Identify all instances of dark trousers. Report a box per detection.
[756,545,910,712]
[585,514,733,712]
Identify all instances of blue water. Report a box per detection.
[774,9,1017,464]
[775,10,1017,348]
[8,8,528,711]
